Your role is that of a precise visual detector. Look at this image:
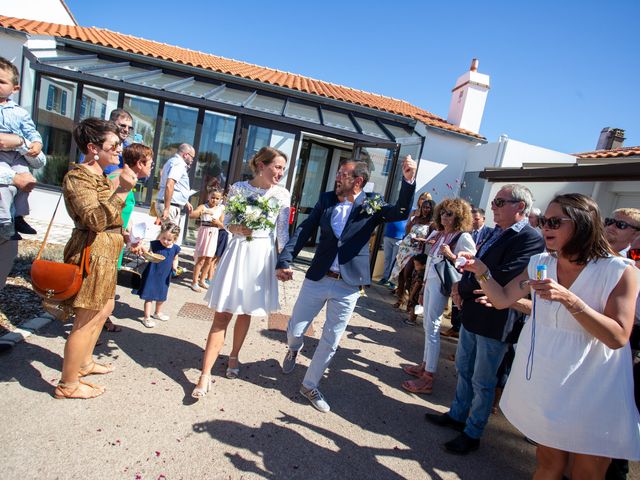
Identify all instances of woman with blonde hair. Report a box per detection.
[192,146,291,397]
[402,197,475,394]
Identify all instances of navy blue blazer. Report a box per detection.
[276,179,416,286]
[458,223,544,341]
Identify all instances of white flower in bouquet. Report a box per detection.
[226,193,281,241]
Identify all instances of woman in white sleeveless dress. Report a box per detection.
[459,193,639,478]
[192,147,291,398]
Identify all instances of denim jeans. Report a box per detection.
[382,236,401,280]
[448,326,509,439]
[287,276,360,389]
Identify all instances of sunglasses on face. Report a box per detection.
[101,140,122,152]
[628,248,640,261]
[440,210,454,217]
[604,218,640,231]
[117,124,133,132]
[491,198,520,208]
[539,216,572,230]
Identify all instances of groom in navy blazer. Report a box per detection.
[276,156,417,412]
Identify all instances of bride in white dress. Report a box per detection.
[459,193,639,478]
[192,147,291,398]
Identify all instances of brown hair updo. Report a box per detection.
[249,146,287,175]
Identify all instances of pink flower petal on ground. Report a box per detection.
[155,451,161,457]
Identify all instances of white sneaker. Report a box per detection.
[151,313,170,321]
[142,317,156,328]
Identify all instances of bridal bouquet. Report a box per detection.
[226,194,281,241]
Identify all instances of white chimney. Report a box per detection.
[447,58,491,134]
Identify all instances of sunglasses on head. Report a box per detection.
[604,218,640,231]
[539,216,572,230]
[491,198,520,208]
[628,248,640,261]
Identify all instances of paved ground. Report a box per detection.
[1,244,637,479]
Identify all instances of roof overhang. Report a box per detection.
[480,161,640,182]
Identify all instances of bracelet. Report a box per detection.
[476,269,492,283]
[568,301,586,315]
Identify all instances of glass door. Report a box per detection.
[290,140,332,244]
[352,141,401,274]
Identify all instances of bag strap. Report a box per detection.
[448,232,463,254]
[35,194,63,261]
[35,193,91,275]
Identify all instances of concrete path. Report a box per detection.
[0,253,636,479]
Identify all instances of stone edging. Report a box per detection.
[0,314,54,348]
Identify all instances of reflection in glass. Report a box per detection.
[185,111,237,245]
[149,103,198,205]
[245,94,285,115]
[123,94,159,202]
[284,101,321,123]
[79,85,118,121]
[34,76,77,186]
[386,142,421,204]
[353,117,389,139]
[241,125,295,185]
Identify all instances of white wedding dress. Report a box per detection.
[204,181,291,316]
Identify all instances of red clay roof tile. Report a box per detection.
[574,146,640,159]
[0,14,484,139]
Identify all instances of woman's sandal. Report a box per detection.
[402,363,425,378]
[401,373,434,394]
[226,356,240,379]
[191,373,213,399]
[79,361,115,377]
[103,318,122,332]
[54,380,104,399]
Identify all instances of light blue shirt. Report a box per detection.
[0,100,42,167]
[157,153,191,206]
[330,190,363,272]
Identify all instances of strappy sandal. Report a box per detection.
[54,380,104,399]
[79,361,115,377]
[191,373,213,399]
[402,372,434,394]
[402,362,426,378]
[226,356,240,379]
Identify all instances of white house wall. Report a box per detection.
[416,129,479,205]
[0,0,76,25]
[500,139,577,167]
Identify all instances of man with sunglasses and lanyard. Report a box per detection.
[426,184,544,454]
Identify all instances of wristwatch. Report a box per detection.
[476,270,492,283]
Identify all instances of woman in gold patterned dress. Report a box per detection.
[54,118,137,400]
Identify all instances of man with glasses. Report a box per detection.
[426,184,544,454]
[276,156,417,412]
[156,143,195,246]
[605,208,640,257]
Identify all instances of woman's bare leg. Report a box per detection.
[228,314,251,368]
[194,311,234,389]
[192,256,206,286]
[62,301,112,385]
[571,453,610,480]
[533,445,569,480]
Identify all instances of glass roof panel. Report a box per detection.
[209,86,253,106]
[284,101,320,123]
[129,72,186,89]
[353,117,389,139]
[32,49,74,59]
[46,58,114,72]
[246,94,285,115]
[88,65,149,81]
[383,123,414,140]
[168,80,220,98]
[321,109,356,132]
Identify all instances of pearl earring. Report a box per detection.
[94,154,99,161]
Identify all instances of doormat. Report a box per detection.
[177,302,216,321]
[268,312,314,335]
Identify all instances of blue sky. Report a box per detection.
[65,0,639,154]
